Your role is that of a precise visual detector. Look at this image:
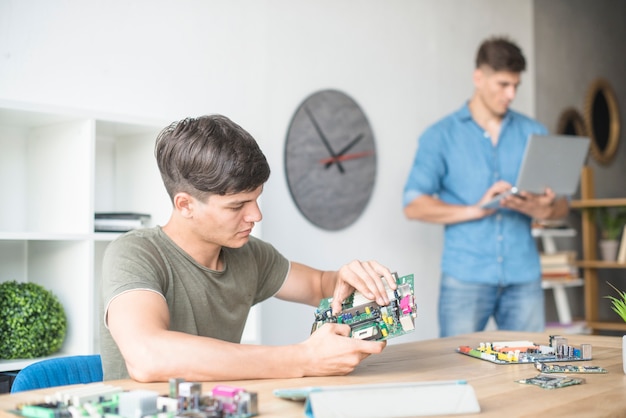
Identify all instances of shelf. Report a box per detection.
[532,227,576,238]
[0,353,69,373]
[0,232,88,241]
[0,232,125,242]
[534,227,576,254]
[571,198,626,208]
[541,278,584,289]
[534,226,582,325]
[0,101,172,366]
[585,321,626,333]
[572,166,626,334]
[574,260,626,269]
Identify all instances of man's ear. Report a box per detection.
[173,192,194,218]
[472,67,483,88]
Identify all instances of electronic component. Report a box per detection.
[516,373,585,389]
[211,385,258,417]
[457,335,593,364]
[118,389,160,417]
[310,272,417,341]
[14,380,257,418]
[535,362,607,374]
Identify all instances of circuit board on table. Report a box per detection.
[12,379,257,418]
[534,362,607,373]
[310,272,417,341]
[457,335,593,365]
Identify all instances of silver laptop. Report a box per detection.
[481,134,590,209]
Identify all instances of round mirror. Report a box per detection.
[557,107,587,137]
[584,78,620,165]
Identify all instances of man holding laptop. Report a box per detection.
[403,36,572,337]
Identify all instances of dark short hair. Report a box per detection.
[475,36,526,72]
[154,114,270,202]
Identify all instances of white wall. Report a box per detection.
[534,0,626,324]
[0,0,537,344]
[260,0,537,344]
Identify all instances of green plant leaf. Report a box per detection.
[604,282,626,323]
[0,281,67,359]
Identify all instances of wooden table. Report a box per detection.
[1,331,624,417]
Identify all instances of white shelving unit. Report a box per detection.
[0,101,172,372]
[532,227,584,326]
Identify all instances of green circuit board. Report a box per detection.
[12,380,257,418]
[310,273,417,341]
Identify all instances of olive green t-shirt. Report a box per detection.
[100,226,290,380]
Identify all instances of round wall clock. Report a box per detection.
[284,89,377,231]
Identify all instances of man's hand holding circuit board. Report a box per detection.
[311,272,418,341]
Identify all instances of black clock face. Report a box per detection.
[284,89,377,231]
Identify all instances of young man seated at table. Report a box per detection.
[101,114,397,382]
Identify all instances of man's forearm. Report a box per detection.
[126,331,307,383]
[404,195,484,225]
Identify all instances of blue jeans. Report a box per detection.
[438,275,545,338]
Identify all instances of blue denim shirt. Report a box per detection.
[403,103,548,285]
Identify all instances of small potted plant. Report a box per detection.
[605,282,626,374]
[592,207,626,261]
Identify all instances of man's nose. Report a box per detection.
[505,85,517,101]
[244,204,262,223]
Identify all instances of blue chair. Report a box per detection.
[10,355,103,393]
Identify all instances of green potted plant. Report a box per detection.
[605,282,626,374]
[592,207,626,261]
[0,281,67,359]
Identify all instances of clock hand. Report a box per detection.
[319,150,375,165]
[324,133,364,169]
[304,106,345,173]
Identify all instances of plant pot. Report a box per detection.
[623,335,626,374]
[600,239,619,261]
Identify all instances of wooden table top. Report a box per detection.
[1,330,624,417]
